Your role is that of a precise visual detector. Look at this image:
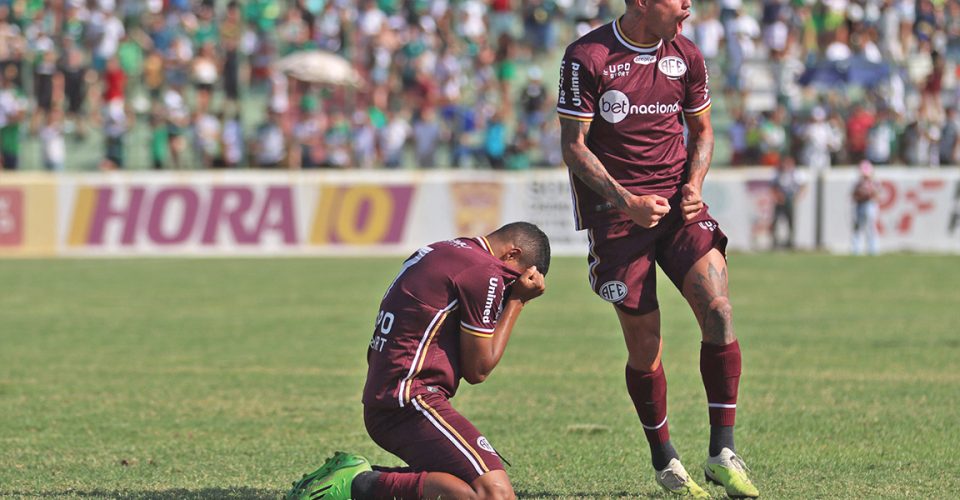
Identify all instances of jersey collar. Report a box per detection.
[474,236,495,256]
[613,17,663,53]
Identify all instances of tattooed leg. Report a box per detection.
[682,249,735,346]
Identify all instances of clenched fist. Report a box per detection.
[625,194,671,228]
[680,183,704,221]
[513,266,546,303]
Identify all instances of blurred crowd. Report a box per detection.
[1,0,960,170]
[0,0,612,170]
[698,0,960,168]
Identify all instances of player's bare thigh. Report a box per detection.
[681,248,736,346]
[615,307,663,372]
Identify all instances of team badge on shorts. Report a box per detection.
[477,436,496,454]
[599,281,628,303]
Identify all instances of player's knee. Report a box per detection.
[472,472,515,500]
[476,483,515,500]
[703,296,735,343]
[423,472,477,499]
[622,326,662,371]
[626,329,661,348]
[444,482,478,500]
[708,296,733,319]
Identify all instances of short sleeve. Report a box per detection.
[454,266,507,338]
[557,44,599,122]
[682,47,712,117]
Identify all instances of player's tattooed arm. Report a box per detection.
[684,109,714,190]
[559,118,633,210]
[681,110,715,220]
[559,118,670,227]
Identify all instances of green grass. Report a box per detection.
[1,254,958,499]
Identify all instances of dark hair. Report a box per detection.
[491,222,551,276]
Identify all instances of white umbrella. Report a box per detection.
[274,50,365,88]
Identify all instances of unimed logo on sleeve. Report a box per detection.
[0,188,23,246]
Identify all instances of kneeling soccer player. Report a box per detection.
[287,222,550,500]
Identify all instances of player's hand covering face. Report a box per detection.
[512,267,546,303]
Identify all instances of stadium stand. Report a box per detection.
[0,0,957,171]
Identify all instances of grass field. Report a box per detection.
[1,254,958,499]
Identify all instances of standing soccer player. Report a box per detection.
[287,222,549,500]
[557,1,759,498]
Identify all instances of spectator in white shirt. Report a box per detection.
[801,107,842,170]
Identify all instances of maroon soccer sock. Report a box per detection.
[626,363,678,469]
[625,363,671,445]
[700,340,741,426]
[700,340,741,455]
[355,470,426,500]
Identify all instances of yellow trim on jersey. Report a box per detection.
[479,236,495,256]
[405,309,452,403]
[416,395,491,473]
[461,326,495,338]
[683,103,712,117]
[616,18,660,48]
[558,113,594,122]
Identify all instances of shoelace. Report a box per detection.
[729,454,755,484]
[730,454,750,474]
[658,465,689,487]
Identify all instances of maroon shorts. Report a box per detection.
[364,393,504,484]
[587,200,727,315]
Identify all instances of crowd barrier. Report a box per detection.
[1,168,958,257]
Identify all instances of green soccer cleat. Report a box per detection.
[704,448,759,498]
[285,451,372,500]
[656,458,712,498]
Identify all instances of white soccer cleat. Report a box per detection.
[656,458,711,498]
[704,448,759,498]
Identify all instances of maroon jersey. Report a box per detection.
[362,237,520,409]
[557,18,712,229]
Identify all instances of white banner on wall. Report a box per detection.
[821,168,960,253]
[701,169,817,252]
[46,170,590,256]
[2,168,958,257]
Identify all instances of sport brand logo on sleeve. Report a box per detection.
[482,277,499,323]
[559,60,583,107]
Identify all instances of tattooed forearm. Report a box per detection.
[690,262,734,345]
[687,134,714,183]
[560,119,633,210]
[568,145,632,209]
[685,114,714,188]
